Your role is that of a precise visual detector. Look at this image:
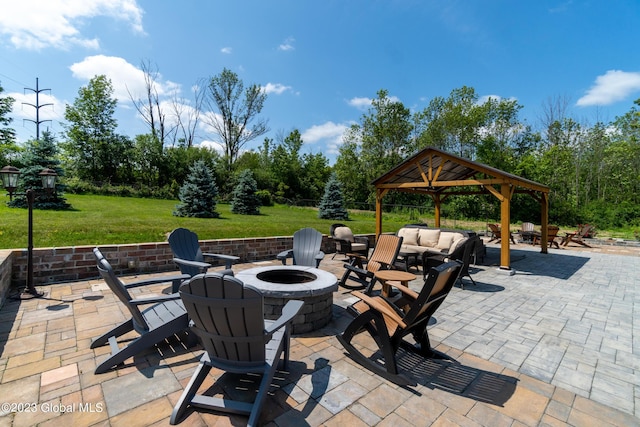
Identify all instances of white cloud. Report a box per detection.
[198,139,224,154]
[577,70,640,106]
[302,121,349,154]
[262,83,292,95]
[347,97,372,110]
[478,94,501,103]
[69,55,179,102]
[347,95,402,110]
[278,37,295,51]
[0,0,144,50]
[221,47,232,54]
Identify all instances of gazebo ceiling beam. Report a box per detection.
[377,178,512,189]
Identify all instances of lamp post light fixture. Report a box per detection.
[0,165,58,299]
[0,165,20,201]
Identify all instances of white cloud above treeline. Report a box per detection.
[69,55,180,102]
[577,70,640,106]
[0,0,144,50]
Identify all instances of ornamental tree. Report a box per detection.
[173,160,219,218]
[231,169,260,215]
[318,173,349,220]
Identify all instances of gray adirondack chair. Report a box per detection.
[170,273,303,426]
[91,248,191,374]
[276,227,325,267]
[168,228,239,284]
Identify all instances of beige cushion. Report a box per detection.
[351,242,368,252]
[418,229,440,247]
[334,226,354,242]
[398,228,419,246]
[436,232,455,250]
[448,237,466,254]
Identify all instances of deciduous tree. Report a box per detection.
[202,68,268,173]
[0,81,18,165]
[63,75,130,182]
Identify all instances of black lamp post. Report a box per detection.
[1,166,58,298]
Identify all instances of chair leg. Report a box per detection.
[90,319,133,349]
[247,364,280,427]
[337,309,411,385]
[170,355,212,425]
[94,315,188,374]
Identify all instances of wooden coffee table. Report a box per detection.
[374,269,417,297]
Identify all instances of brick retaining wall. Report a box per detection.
[8,234,375,284]
[0,233,376,309]
[0,250,13,308]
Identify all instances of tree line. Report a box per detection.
[1,72,639,231]
[335,88,640,230]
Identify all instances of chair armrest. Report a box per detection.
[173,258,211,271]
[343,263,373,278]
[130,293,182,305]
[314,251,325,267]
[346,253,367,263]
[422,252,446,262]
[352,291,407,328]
[202,253,240,269]
[377,260,399,270]
[354,236,369,246]
[123,274,191,289]
[392,282,419,300]
[277,250,293,265]
[333,238,353,252]
[265,300,304,334]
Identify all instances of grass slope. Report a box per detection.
[0,194,410,249]
[1,194,632,250]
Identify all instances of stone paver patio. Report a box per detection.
[0,239,638,426]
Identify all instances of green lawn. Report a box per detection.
[1,194,633,250]
[0,194,415,249]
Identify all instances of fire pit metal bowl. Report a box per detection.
[235,265,338,334]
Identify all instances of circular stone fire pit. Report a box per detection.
[235,265,338,334]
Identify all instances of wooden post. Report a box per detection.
[375,188,384,239]
[540,193,549,254]
[500,184,512,270]
[434,194,441,228]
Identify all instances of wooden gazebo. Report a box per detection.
[372,147,550,271]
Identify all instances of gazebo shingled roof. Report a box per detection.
[371,146,551,271]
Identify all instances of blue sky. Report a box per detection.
[1,0,640,163]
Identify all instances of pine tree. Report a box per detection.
[231,169,260,215]
[8,131,71,210]
[173,160,219,218]
[318,173,349,220]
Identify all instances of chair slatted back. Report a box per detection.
[577,224,593,238]
[292,227,323,267]
[168,228,205,276]
[402,261,460,329]
[95,254,149,331]
[179,274,267,367]
[522,222,535,232]
[367,234,403,274]
[487,223,501,238]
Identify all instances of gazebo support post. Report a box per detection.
[433,194,441,228]
[499,184,513,271]
[375,188,386,239]
[540,193,549,253]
